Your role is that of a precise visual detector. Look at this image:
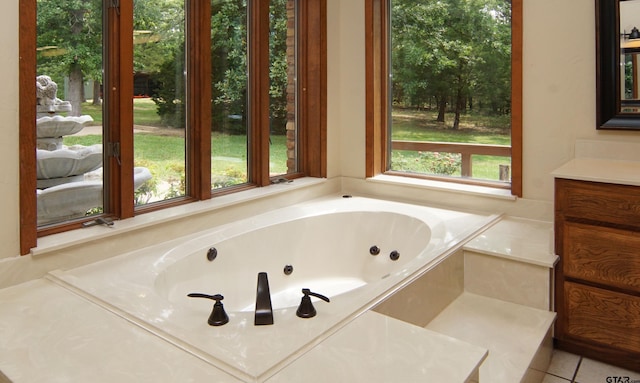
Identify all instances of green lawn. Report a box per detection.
[81,98,162,126]
[391,108,511,181]
[65,102,512,200]
[64,130,289,199]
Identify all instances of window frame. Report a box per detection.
[19,0,326,255]
[365,0,522,196]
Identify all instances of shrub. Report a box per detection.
[391,151,461,176]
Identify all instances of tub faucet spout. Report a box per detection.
[255,272,274,325]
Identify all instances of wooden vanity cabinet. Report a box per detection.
[555,178,640,372]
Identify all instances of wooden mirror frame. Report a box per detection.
[597,0,640,129]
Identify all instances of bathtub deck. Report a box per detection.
[0,279,241,382]
[266,310,487,382]
[0,278,489,383]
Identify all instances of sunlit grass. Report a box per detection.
[64,132,289,191]
[390,108,512,181]
[81,98,162,126]
[66,103,511,188]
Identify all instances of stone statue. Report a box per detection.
[36,75,72,115]
[36,75,59,106]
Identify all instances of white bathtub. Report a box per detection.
[157,210,433,313]
[49,195,498,381]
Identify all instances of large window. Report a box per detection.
[19,0,326,254]
[365,0,522,194]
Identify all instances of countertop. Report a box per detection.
[551,157,640,186]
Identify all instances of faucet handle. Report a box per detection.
[187,293,229,326]
[296,289,330,318]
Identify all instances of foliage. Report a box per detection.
[131,159,185,204]
[392,151,461,176]
[37,0,186,116]
[268,0,290,134]
[212,167,247,189]
[390,0,512,128]
[150,0,291,134]
[133,0,185,74]
[37,0,103,114]
[37,0,293,133]
[151,44,186,128]
[137,0,187,128]
[133,161,160,205]
[210,0,249,134]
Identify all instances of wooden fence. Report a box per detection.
[391,140,511,179]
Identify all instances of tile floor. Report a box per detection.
[543,350,640,383]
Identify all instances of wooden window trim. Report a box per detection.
[105,0,134,219]
[511,0,523,198]
[298,0,327,178]
[250,0,272,186]
[186,0,212,200]
[365,0,523,197]
[19,0,326,255]
[19,0,37,255]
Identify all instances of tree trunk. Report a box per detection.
[92,81,102,106]
[453,88,463,130]
[436,96,447,123]
[68,65,84,116]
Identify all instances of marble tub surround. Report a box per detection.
[373,249,464,327]
[463,217,558,310]
[463,217,556,268]
[266,311,486,383]
[0,279,240,383]
[454,216,557,382]
[47,195,498,381]
[375,214,557,382]
[0,278,488,383]
[463,252,554,310]
[426,293,555,383]
[0,195,565,382]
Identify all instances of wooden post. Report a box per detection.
[499,164,510,181]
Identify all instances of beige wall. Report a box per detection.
[0,0,20,259]
[2,0,640,260]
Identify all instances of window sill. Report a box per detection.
[32,177,328,257]
[367,174,517,201]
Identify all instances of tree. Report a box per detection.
[37,0,103,116]
[390,0,511,128]
[210,0,249,134]
[133,0,186,75]
[207,0,290,134]
[137,0,187,128]
[474,0,512,115]
[269,0,290,135]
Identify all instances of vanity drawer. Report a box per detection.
[564,282,640,354]
[556,179,640,227]
[563,221,640,290]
